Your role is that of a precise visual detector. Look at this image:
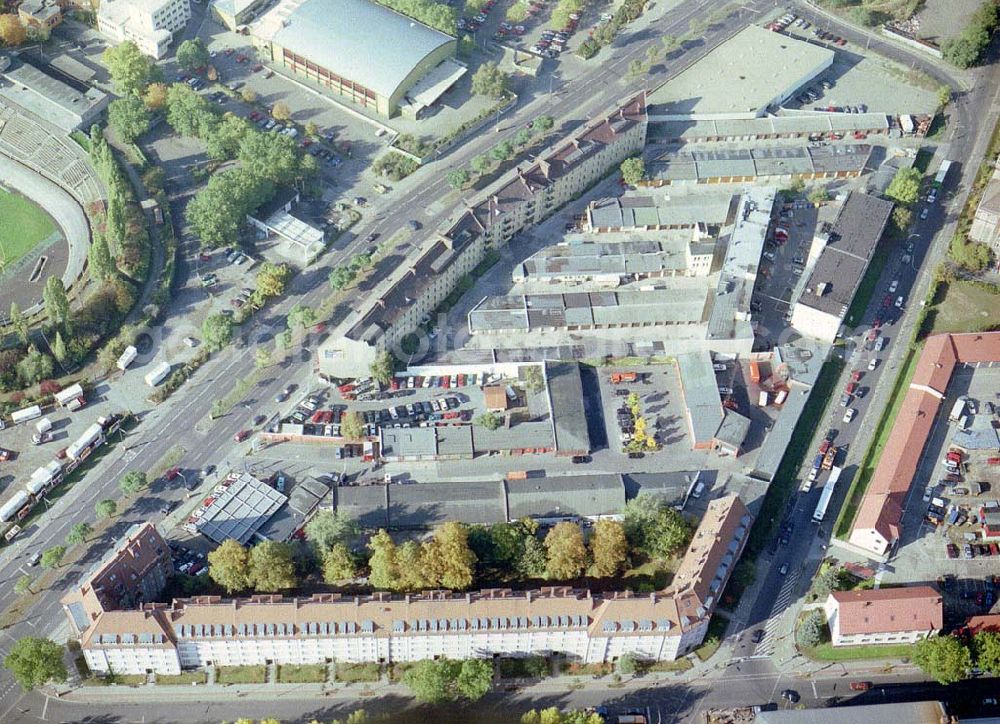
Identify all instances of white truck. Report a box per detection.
[144,361,172,387]
[758,390,769,407]
[949,397,967,422]
[117,345,138,371]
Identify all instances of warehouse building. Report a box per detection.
[646,143,872,186]
[0,58,109,132]
[654,112,890,144]
[586,192,737,232]
[676,351,750,455]
[250,0,463,118]
[647,25,834,120]
[210,0,269,29]
[70,495,752,673]
[790,191,894,342]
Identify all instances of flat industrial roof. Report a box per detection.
[0,61,107,131]
[544,361,591,454]
[657,112,889,141]
[649,144,872,183]
[648,25,834,117]
[676,351,723,443]
[253,0,454,99]
[797,191,893,317]
[506,474,625,520]
[588,192,737,230]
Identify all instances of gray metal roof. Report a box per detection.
[389,481,506,528]
[676,351,723,444]
[195,473,287,545]
[380,427,437,458]
[259,0,454,98]
[544,361,591,455]
[755,701,946,724]
[334,485,389,529]
[506,474,625,520]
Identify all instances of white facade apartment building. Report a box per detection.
[76,494,749,675]
[823,586,942,647]
[98,0,191,59]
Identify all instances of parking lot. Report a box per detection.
[883,365,1000,626]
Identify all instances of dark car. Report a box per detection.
[253,414,267,426]
[627,451,645,459]
[365,233,379,243]
[571,455,592,464]
[781,689,800,703]
[751,629,765,644]
[201,464,216,477]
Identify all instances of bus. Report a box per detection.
[812,466,843,523]
[934,159,952,188]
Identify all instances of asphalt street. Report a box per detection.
[2,0,999,720]
[0,1,770,717]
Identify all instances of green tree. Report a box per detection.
[396,540,430,591]
[43,276,70,330]
[340,411,365,441]
[403,658,493,703]
[67,522,92,545]
[623,493,693,559]
[237,132,301,186]
[205,114,253,160]
[807,185,830,204]
[937,84,952,111]
[912,635,972,684]
[165,83,218,138]
[475,411,503,430]
[513,127,533,147]
[202,313,235,350]
[304,510,358,551]
[51,330,67,363]
[349,253,373,271]
[367,529,398,590]
[620,157,645,186]
[885,167,922,206]
[471,155,491,175]
[370,350,395,386]
[240,87,258,104]
[974,631,1000,675]
[423,521,477,590]
[176,38,210,72]
[322,543,357,583]
[255,262,291,298]
[471,61,509,99]
[9,302,28,345]
[254,347,271,369]
[892,205,913,234]
[329,266,356,290]
[617,652,638,675]
[40,546,66,569]
[95,499,116,519]
[447,168,470,190]
[208,539,251,593]
[3,637,67,691]
[88,231,115,282]
[119,470,148,495]
[17,346,53,386]
[951,236,994,271]
[531,115,554,134]
[286,303,316,332]
[796,610,825,647]
[14,575,33,595]
[544,521,587,580]
[248,540,297,591]
[589,519,627,577]
[491,140,514,162]
[103,42,157,96]
[108,96,151,144]
[942,30,988,68]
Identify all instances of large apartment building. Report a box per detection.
[61,522,174,638]
[98,0,191,59]
[69,494,749,675]
[318,92,648,378]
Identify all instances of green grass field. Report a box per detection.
[930,280,1000,334]
[0,188,56,269]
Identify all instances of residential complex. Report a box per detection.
[318,92,648,377]
[849,332,1000,557]
[98,0,191,59]
[69,495,751,674]
[823,587,942,646]
[249,0,463,118]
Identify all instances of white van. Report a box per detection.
[691,481,705,499]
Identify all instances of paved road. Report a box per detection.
[0,1,768,717]
[722,0,1000,679]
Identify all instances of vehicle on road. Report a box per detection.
[781,689,800,703]
[201,464,216,477]
[234,430,250,442]
[850,681,872,692]
[751,629,765,643]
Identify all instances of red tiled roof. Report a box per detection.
[967,614,1000,635]
[831,586,942,636]
[850,332,1000,555]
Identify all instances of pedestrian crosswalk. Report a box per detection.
[752,568,801,657]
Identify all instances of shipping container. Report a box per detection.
[145,361,172,387]
[117,345,138,371]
